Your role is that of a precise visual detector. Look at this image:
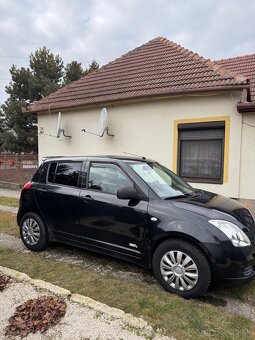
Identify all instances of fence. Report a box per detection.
[0,154,38,185]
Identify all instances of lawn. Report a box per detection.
[0,196,19,208]
[0,246,254,340]
[0,211,19,237]
[1,210,255,339]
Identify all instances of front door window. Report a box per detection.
[87,163,134,194]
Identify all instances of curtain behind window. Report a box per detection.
[180,139,222,179]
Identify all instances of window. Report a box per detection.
[48,162,57,183]
[48,162,82,187]
[177,121,225,183]
[32,162,49,183]
[129,162,193,199]
[88,163,134,194]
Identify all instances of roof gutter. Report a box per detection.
[23,84,250,115]
[236,88,255,113]
[237,102,255,113]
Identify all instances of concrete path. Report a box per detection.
[0,188,20,198]
[0,280,157,340]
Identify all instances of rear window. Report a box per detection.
[48,162,82,187]
[48,162,57,183]
[32,162,49,184]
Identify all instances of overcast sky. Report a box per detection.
[0,0,254,104]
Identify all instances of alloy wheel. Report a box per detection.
[22,218,41,246]
[160,250,199,291]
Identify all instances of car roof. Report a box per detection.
[42,155,156,163]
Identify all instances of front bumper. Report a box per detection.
[204,241,255,286]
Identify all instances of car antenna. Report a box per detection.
[123,152,146,160]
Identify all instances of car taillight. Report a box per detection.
[22,181,32,190]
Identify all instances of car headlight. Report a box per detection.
[208,220,251,247]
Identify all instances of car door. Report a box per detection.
[77,161,149,263]
[35,160,83,239]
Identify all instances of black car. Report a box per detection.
[18,156,255,298]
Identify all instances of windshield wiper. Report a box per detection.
[164,194,189,200]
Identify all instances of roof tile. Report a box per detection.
[215,53,255,101]
[25,37,249,113]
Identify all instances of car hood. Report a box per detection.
[170,190,254,232]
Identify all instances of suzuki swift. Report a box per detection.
[18,156,255,298]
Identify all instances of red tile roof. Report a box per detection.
[215,53,255,101]
[25,37,249,114]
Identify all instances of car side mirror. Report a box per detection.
[117,186,140,200]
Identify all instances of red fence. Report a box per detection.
[0,154,38,185]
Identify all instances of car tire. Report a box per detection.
[20,212,49,251]
[152,239,211,298]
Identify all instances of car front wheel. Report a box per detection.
[20,212,49,251]
[152,239,211,298]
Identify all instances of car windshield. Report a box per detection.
[128,162,194,199]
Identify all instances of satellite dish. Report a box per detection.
[98,108,108,136]
[81,108,114,137]
[56,112,62,138]
[55,112,71,139]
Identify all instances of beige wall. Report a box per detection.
[38,91,245,198]
[239,113,255,199]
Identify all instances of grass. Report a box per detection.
[0,196,19,208]
[2,209,255,304]
[1,210,255,339]
[0,211,19,237]
[219,281,255,305]
[0,245,255,339]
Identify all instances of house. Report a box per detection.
[24,37,255,211]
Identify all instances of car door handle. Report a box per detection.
[37,187,47,193]
[83,195,94,202]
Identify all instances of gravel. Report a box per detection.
[1,206,255,324]
[0,188,20,198]
[0,189,20,199]
[0,205,18,213]
[0,281,150,339]
[0,232,158,287]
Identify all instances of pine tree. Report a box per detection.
[1,49,98,153]
[1,98,37,153]
[29,46,64,99]
[85,59,100,75]
[1,47,64,153]
[0,109,6,151]
[64,61,84,85]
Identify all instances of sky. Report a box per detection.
[0,0,255,104]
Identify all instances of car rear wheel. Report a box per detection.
[20,212,49,251]
[152,239,211,298]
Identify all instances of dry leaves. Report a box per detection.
[5,295,67,338]
[0,275,10,292]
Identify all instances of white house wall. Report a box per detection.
[37,91,244,198]
[239,113,255,199]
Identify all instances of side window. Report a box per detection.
[54,162,82,187]
[32,162,49,183]
[48,162,57,183]
[88,163,134,194]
